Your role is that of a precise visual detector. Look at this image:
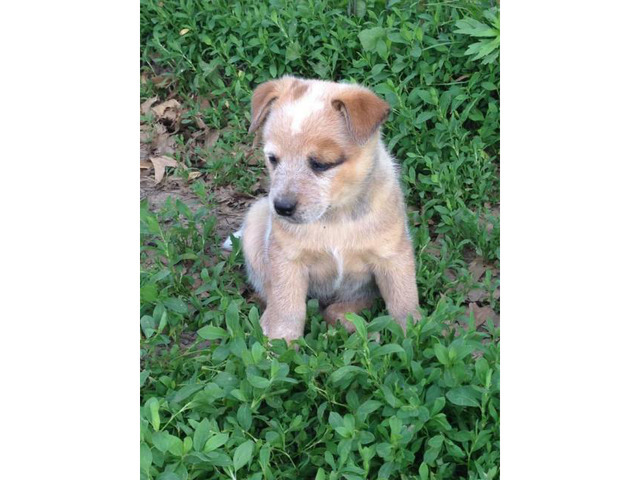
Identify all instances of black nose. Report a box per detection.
[274,197,297,217]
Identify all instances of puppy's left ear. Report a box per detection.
[332,87,390,144]
[249,80,280,134]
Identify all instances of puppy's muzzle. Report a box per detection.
[273,196,297,217]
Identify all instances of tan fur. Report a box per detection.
[241,76,420,342]
[332,88,390,144]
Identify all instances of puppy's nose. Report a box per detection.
[274,197,297,217]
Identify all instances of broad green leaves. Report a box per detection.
[233,440,254,471]
[197,325,228,340]
[147,397,160,431]
[358,27,386,52]
[204,433,229,452]
[455,8,500,64]
[329,365,366,385]
[446,386,482,407]
[247,374,271,389]
[193,418,211,451]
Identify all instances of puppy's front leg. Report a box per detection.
[261,255,309,343]
[374,243,420,332]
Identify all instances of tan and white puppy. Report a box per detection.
[236,76,420,342]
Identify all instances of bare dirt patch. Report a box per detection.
[140,96,257,241]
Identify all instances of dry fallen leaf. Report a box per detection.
[152,99,181,120]
[151,75,173,88]
[476,204,500,234]
[151,124,177,155]
[469,257,490,282]
[152,133,175,155]
[180,28,190,35]
[425,237,442,258]
[194,115,208,130]
[204,129,220,149]
[140,96,158,115]
[140,124,154,144]
[467,302,498,328]
[443,269,457,282]
[467,288,488,303]
[189,131,206,143]
[150,156,178,184]
[140,144,151,162]
[140,160,153,170]
[188,171,202,182]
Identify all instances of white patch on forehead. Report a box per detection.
[263,142,277,154]
[284,82,326,134]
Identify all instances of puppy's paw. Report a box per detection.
[260,308,303,344]
[259,309,272,337]
[322,305,356,333]
[393,307,422,334]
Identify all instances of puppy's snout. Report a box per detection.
[274,197,297,217]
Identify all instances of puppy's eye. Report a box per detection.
[309,157,332,173]
[267,154,278,166]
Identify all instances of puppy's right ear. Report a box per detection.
[249,80,280,134]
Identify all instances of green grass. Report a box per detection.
[140,1,500,479]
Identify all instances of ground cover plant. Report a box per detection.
[140,1,500,478]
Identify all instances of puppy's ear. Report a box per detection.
[331,88,390,144]
[249,80,280,134]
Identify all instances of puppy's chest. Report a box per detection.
[303,247,372,287]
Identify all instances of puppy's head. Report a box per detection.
[249,76,389,224]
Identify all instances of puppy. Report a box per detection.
[236,76,420,342]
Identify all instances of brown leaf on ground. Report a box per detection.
[152,99,182,126]
[152,99,180,116]
[423,234,444,258]
[469,257,491,282]
[189,130,206,141]
[204,129,220,149]
[140,143,151,162]
[152,133,175,155]
[493,288,500,300]
[140,160,153,170]
[194,115,208,130]
[467,302,498,328]
[150,156,178,184]
[140,124,154,143]
[188,171,202,182]
[477,204,500,234]
[443,269,457,282]
[151,75,173,88]
[140,96,158,115]
[151,124,176,156]
[467,288,488,303]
